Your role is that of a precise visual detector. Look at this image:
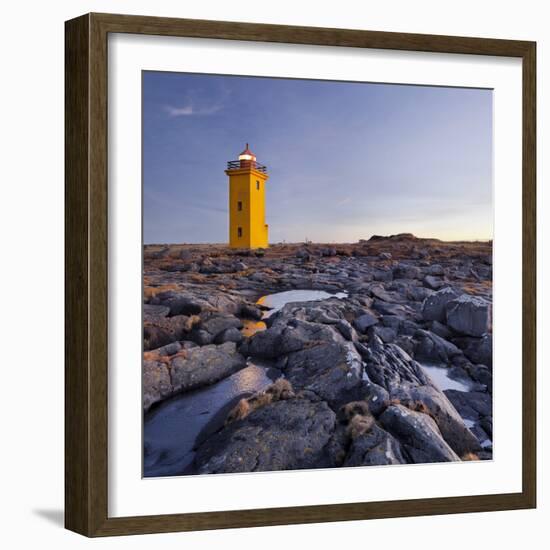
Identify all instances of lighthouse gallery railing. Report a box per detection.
[226,160,268,173]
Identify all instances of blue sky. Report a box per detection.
[143,71,493,244]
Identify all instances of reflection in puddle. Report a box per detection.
[258,289,348,318]
[241,319,267,337]
[144,363,279,477]
[240,289,348,337]
[419,363,473,393]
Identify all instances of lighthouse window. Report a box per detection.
[237,227,243,238]
[237,201,243,211]
[256,181,260,190]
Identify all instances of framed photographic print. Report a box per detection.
[65,13,536,536]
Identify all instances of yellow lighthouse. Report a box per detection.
[225,144,269,249]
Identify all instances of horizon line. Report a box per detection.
[143,237,494,246]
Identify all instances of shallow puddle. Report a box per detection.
[419,363,473,393]
[144,362,280,477]
[258,289,348,318]
[240,289,348,337]
[241,319,267,337]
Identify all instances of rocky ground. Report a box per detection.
[143,234,493,474]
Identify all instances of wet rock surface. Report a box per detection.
[194,397,337,474]
[379,405,460,463]
[143,342,246,411]
[143,235,493,475]
[344,424,407,466]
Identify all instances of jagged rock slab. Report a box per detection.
[171,342,246,394]
[199,311,243,339]
[344,424,408,466]
[143,304,170,321]
[144,315,192,351]
[445,294,491,337]
[364,338,480,455]
[443,390,493,421]
[422,287,459,322]
[143,360,172,411]
[194,398,337,474]
[283,341,365,407]
[379,405,460,463]
[363,338,431,392]
[243,318,344,359]
[143,342,246,411]
[414,329,462,363]
[456,334,493,367]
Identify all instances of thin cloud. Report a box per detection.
[165,102,223,117]
[145,188,227,214]
[336,196,351,207]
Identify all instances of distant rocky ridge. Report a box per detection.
[143,236,493,474]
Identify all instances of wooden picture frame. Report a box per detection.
[65,12,536,537]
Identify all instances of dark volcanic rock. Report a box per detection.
[157,293,205,316]
[363,382,391,416]
[381,315,401,330]
[428,264,445,276]
[408,286,435,302]
[393,385,481,456]
[379,405,459,463]
[239,303,264,320]
[443,390,493,421]
[152,341,183,356]
[394,335,415,356]
[363,338,431,391]
[144,315,191,350]
[414,329,462,363]
[445,295,491,337]
[372,269,393,282]
[200,312,243,339]
[336,319,359,341]
[170,342,246,394]
[143,304,170,321]
[353,312,379,333]
[186,328,214,346]
[364,338,480,456]
[372,299,411,317]
[367,325,397,343]
[320,247,337,257]
[144,239,493,468]
[143,361,172,411]
[344,424,408,466]
[144,325,175,351]
[457,334,493,367]
[422,287,459,322]
[370,284,405,304]
[398,319,422,336]
[393,263,422,280]
[466,364,492,393]
[423,275,446,290]
[194,398,337,474]
[480,415,493,438]
[429,320,453,340]
[244,318,343,359]
[268,299,350,327]
[213,327,244,345]
[283,341,365,407]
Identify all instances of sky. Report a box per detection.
[143,71,493,244]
